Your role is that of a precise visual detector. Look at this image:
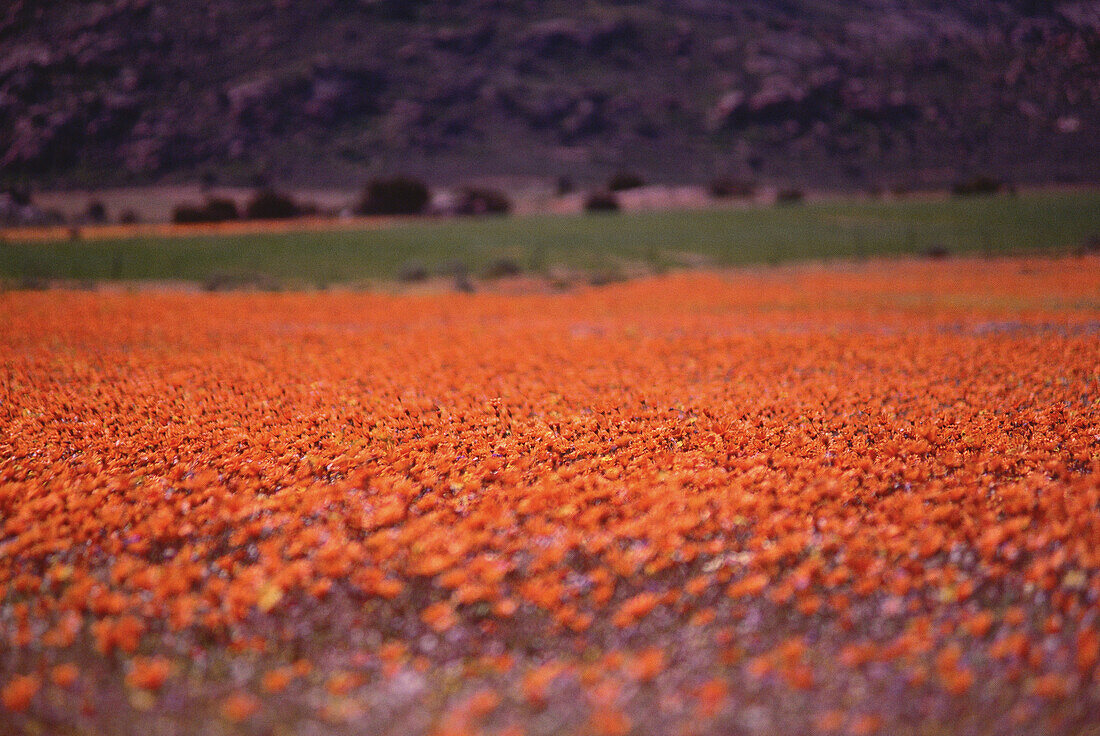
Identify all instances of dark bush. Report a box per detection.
[84,200,107,224]
[397,261,429,282]
[17,275,50,290]
[245,189,302,220]
[43,209,66,225]
[1076,235,1100,255]
[455,187,512,216]
[709,177,755,199]
[118,209,139,225]
[608,171,645,191]
[202,271,280,292]
[173,197,239,224]
[775,188,805,205]
[483,258,522,279]
[358,177,430,216]
[584,191,620,213]
[589,268,626,286]
[952,175,1003,197]
[925,244,950,260]
[171,206,205,224]
[556,176,575,196]
[201,197,238,221]
[3,186,32,207]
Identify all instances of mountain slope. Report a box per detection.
[2,0,1098,188]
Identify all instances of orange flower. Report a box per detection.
[521,663,564,707]
[261,667,294,693]
[727,573,768,599]
[813,709,844,732]
[126,657,171,691]
[325,671,361,696]
[590,706,631,736]
[221,692,260,722]
[624,648,666,682]
[421,601,457,632]
[2,258,1099,733]
[50,664,79,689]
[1029,673,1069,699]
[2,675,40,712]
[612,592,660,627]
[696,679,727,718]
[850,713,883,735]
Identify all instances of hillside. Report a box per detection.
[2,0,1098,189]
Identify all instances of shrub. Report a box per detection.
[172,206,204,224]
[775,188,805,205]
[118,209,139,225]
[708,177,755,199]
[952,175,1002,197]
[1076,235,1100,255]
[202,271,280,292]
[584,191,620,213]
[84,200,107,224]
[483,258,522,279]
[455,188,512,216]
[201,198,239,221]
[358,177,430,216]
[2,186,32,207]
[556,176,575,196]
[608,171,645,191]
[589,268,626,286]
[925,244,950,260]
[173,197,239,224]
[397,261,429,282]
[245,189,302,220]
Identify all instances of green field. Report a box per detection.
[2,191,1098,286]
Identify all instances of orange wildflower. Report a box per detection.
[50,664,79,689]
[590,706,631,736]
[2,675,40,712]
[126,657,171,691]
[221,692,260,722]
[1,257,1099,734]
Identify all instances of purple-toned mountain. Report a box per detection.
[1,0,1097,188]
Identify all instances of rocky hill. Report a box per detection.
[2,0,1098,190]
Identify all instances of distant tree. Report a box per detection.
[952,175,1002,197]
[397,260,429,282]
[3,186,32,206]
[708,177,755,199]
[775,188,804,205]
[358,177,430,216]
[608,171,645,191]
[483,258,522,279]
[84,200,107,223]
[173,197,239,224]
[245,189,301,220]
[202,197,240,221]
[454,187,511,216]
[925,244,950,259]
[172,206,205,224]
[584,191,620,212]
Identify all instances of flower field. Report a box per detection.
[2,255,1099,735]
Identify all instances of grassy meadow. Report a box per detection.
[2,190,1098,286]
